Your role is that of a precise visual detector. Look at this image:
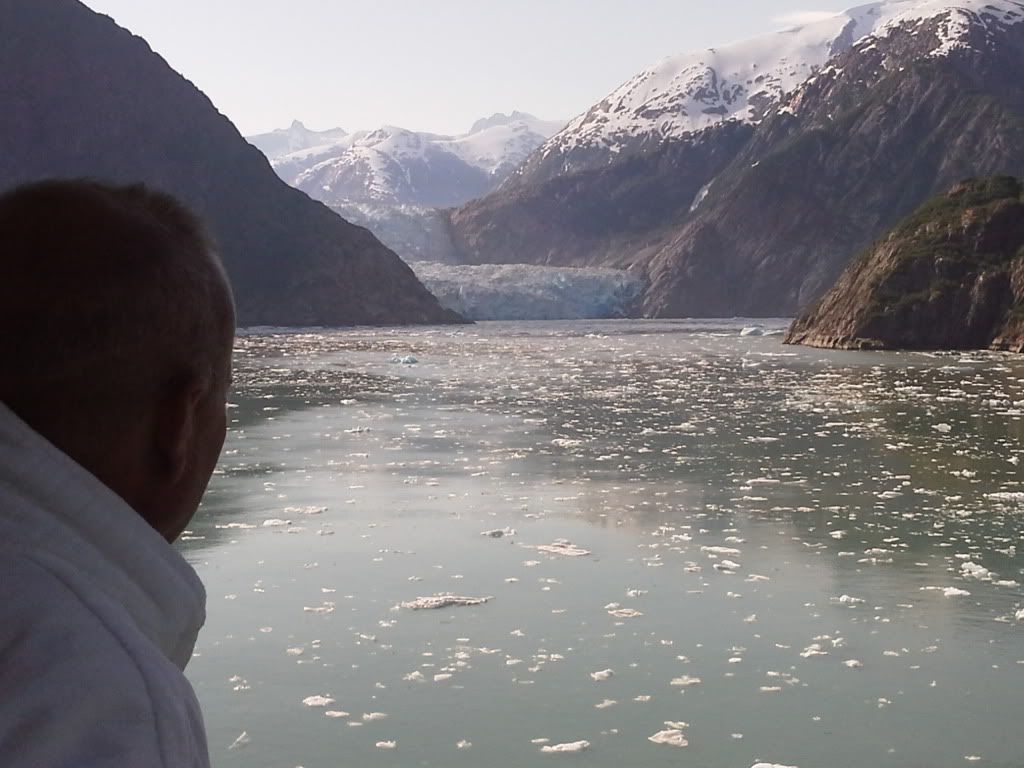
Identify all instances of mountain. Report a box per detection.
[785,177,1024,351]
[0,0,460,327]
[449,0,1024,317]
[247,120,349,160]
[254,113,565,208]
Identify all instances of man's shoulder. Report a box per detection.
[0,548,209,767]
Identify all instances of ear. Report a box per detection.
[152,375,206,484]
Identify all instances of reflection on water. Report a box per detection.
[181,320,1024,768]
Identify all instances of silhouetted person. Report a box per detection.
[0,180,234,767]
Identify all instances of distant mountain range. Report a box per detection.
[249,112,565,208]
[0,0,459,327]
[448,0,1024,317]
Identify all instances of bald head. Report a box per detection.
[0,179,236,540]
[0,180,234,416]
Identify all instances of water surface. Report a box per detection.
[182,320,1024,768]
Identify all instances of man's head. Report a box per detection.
[0,179,235,542]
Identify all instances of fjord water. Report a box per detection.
[181,320,1024,768]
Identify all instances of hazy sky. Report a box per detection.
[82,1,854,136]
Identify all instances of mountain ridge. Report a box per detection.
[251,112,565,209]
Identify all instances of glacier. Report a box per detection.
[409,263,645,321]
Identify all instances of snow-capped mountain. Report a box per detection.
[515,0,1024,184]
[450,0,1024,318]
[250,112,564,208]
[247,120,349,160]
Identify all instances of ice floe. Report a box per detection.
[540,740,590,753]
[397,595,492,610]
[228,731,250,750]
[648,728,688,747]
[302,695,335,707]
[535,539,591,557]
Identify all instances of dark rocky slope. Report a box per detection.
[0,0,460,326]
[640,18,1024,317]
[448,122,754,269]
[448,11,1024,318]
[785,177,1024,351]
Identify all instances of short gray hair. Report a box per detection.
[0,180,235,424]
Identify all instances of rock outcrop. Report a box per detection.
[785,177,1024,351]
[0,0,461,327]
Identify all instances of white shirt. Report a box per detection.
[0,403,210,767]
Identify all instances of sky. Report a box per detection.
[82,1,856,137]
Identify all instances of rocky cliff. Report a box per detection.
[448,1,1024,318]
[0,0,460,327]
[785,177,1024,351]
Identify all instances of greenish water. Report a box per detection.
[181,320,1024,768]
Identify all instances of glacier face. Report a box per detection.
[410,263,645,321]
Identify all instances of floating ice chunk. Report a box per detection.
[714,560,741,572]
[740,326,764,336]
[391,355,418,365]
[590,669,615,681]
[751,763,799,768]
[302,695,335,707]
[843,660,863,668]
[434,673,453,682]
[744,614,758,623]
[481,527,516,538]
[701,546,742,556]
[261,519,291,527]
[943,587,971,597]
[960,562,994,581]
[324,711,350,718]
[285,506,327,515]
[831,595,865,606]
[933,423,953,434]
[607,607,643,619]
[398,595,492,610]
[535,540,591,557]
[363,712,388,722]
[228,731,250,750]
[595,699,617,709]
[403,671,425,682]
[303,602,336,614]
[376,741,397,749]
[670,675,702,688]
[987,492,1024,501]
[457,740,472,749]
[800,644,827,658]
[649,729,688,747]
[540,740,590,753]
[1015,609,1024,622]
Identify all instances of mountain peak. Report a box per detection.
[537,0,1024,168]
[470,111,539,134]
